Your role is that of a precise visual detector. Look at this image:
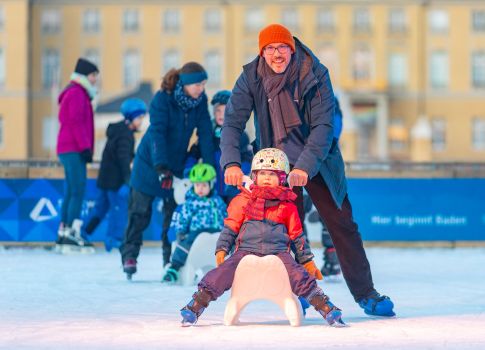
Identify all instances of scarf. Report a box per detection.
[257,50,302,144]
[69,72,97,100]
[174,80,204,112]
[244,185,297,221]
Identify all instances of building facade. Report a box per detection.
[0,0,484,161]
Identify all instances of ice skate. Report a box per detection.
[180,289,212,326]
[321,248,342,282]
[358,292,395,317]
[162,267,179,283]
[123,258,137,280]
[59,220,95,254]
[309,293,346,326]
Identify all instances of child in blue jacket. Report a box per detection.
[163,163,227,282]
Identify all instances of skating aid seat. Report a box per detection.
[223,254,303,327]
[177,232,220,286]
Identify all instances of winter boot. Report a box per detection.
[309,292,345,326]
[123,258,137,280]
[358,291,395,317]
[162,267,179,283]
[54,225,69,253]
[321,247,341,278]
[60,220,95,254]
[180,288,213,326]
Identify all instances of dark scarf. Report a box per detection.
[257,50,302,144]
[174,80,204,112]
[244,185,297,221]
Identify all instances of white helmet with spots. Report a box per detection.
[251,148,290,185]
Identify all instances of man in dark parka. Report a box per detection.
[220,24,395,317]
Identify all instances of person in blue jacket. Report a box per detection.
[120,62,215,279]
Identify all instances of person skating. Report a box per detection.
[162,163,227,283]
[180,148,344,326]
[83,98,147,251]
[56,58,99,254]
[220,24,394,317]
[120,62,215,279]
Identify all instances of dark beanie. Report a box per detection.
[74,58,99,76]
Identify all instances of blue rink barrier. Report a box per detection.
[0,179,164,242]
[0,178,483,242]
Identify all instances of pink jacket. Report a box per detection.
[56,82,94,155]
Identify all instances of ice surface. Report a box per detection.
[1,246,485,349]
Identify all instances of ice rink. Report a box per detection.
[1,246,485,350]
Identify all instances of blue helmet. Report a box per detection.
[121,98,147,122]
[211,90,231,106]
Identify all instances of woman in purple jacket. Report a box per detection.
[55,58,99,253]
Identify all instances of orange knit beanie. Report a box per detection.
[258,24,295,56]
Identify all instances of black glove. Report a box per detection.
[156,165,173,190]
[80,149,93,163]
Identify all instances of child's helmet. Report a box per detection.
[189,163,217,186]
[121,98,147,122]
[251,148,290,185]
[211,90,231,106]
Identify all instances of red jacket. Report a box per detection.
[216,186,314,263]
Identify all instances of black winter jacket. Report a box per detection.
[97,121,135,190]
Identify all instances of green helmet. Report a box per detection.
[189,163,217,184]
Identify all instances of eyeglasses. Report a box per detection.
[264,45,291,55]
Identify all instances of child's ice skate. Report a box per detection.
[321,247,341,282]
[309,293,346,326]
[123,258,137,280]
[162,267,179,283]
[180,289,212,326]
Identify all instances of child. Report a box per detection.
[186,90,253,204]
[179,148,344,326]
[83,98,147,251]
[162,163,227,282]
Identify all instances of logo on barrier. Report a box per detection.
[30,198,58,222]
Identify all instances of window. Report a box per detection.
[281,8,299,32]
[84,49,100,67]
[388,53,408,87]
[389,8,407,33]
[42,49,60,88]
[352,45,374,81]
[317,8,335,32]
[83,9,100,33]
[0,6,4,32]
[42,117,58,152]
[353,8,371,33]
[123,9,139,32]
[431,118,446,151]
[318,45,339,81]
[429,9,448,33]
[205,51,221,87]
[0,116,3,148]
[0,47,5,87]
[472,51,485,88]
[472,10,485,32]
[163,9,180,33]
[41,9,61,34]
[430,51,449,89]
[389,118,407,152]
[204,8,221,33]
[162,49,180,75]
[245,7,264,32]
[472,117,485,150]
[123,50,140,88]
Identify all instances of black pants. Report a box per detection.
[293,173,376,302]
[120,188,177,265]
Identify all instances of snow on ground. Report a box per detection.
[1,246,485,350]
